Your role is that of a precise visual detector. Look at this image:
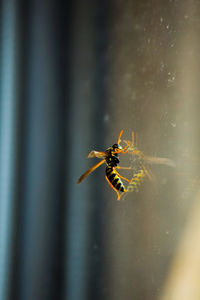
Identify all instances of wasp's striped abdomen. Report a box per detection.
[127,169,146,192]
[106,166,125,192]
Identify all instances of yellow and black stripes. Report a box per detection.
[106,166,125,192]
[127,169,146,192]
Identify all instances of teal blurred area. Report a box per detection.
[0,1,200,300]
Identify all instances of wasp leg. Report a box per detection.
[123,132,144,157]
[142,164,157,191]
[132,131,138,148]
[129,131,137,148]
[105,175,122,201]
[122,141,143,157]
[142,164,153,181]
[119,190,129,201]
[114,167,131,182]
[115,142,130,154]
[123,131,135,149]
[121,142,130,153]
[115,166,132,170]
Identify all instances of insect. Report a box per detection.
[77,130,176,201]
[124,131,176,168]
[122,131,176,198]
[77,130,132,200]
[127,169,147,192]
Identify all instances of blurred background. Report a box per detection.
[1,0,200,300]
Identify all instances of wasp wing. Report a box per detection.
[87,151,106,158]
[124,136,175,168]
[143,156,176,168]
[77,159,105,184]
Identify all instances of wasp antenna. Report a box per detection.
[131,131,135,147]
[117,130,124,144]
[135,132,138,148]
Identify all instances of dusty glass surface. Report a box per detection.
[1,1,200,300]
[71,1,200,300]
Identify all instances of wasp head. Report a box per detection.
[112,144,122,153]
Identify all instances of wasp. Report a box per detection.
[124,131,176,168]
[77,130,176,201]
[122,131,176,198]
[77,130,132,200]
[126,169,147,192]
